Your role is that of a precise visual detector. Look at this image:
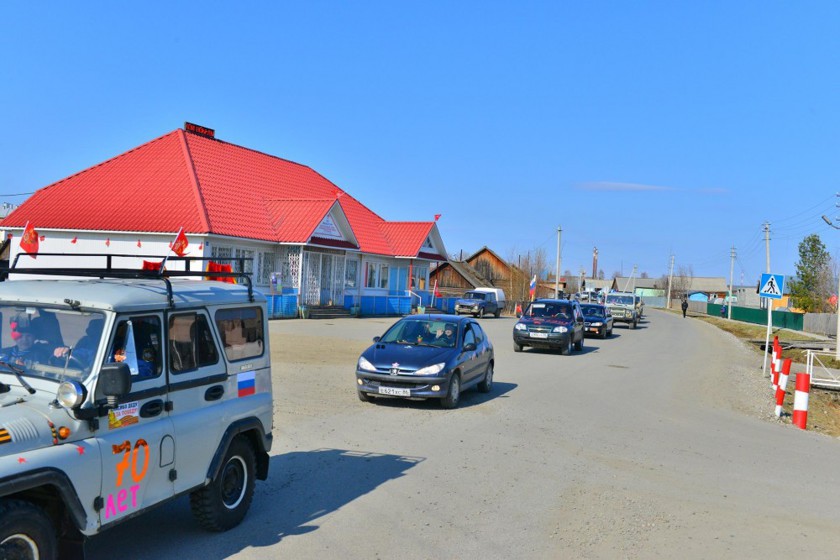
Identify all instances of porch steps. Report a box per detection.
[306,305,355,320]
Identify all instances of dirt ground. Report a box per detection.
[677,309,840,438]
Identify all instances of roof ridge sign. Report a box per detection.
[759,273,784,299]
[313,214,344,240]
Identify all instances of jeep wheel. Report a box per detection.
[631,319,637,329]
[0,500,57,560]
[478,362,494,393]
[477,308,484,319]
[190,436,256,532]
[441,373,461,409]
[494,309,501,318]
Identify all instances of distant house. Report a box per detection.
[430,246,528,301]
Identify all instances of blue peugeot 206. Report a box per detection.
[355,314,494,409]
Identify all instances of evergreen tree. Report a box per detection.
[789,234,832,312]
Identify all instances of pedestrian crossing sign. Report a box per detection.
[759,273,785,299]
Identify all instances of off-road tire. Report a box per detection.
[478,362,494,393]
[494,309,501,318]
[0,499,57,560]
[190,436,256,532]
[477,308,485,319]
[441,373,461,409]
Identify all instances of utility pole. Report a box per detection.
[822,205,840,359]
[554,226,561,298]
[728,246,735,320]
[666,254,675,309]
[762,222,772,376]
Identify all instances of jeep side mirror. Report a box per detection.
[99,362,132,408]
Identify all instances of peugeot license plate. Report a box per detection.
[379,387,410,396]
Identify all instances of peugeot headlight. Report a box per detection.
[357,356,377,372]
[514,323,527,331]
[414,362,445,376]
[57,381,86,409]
[552,326,568,333]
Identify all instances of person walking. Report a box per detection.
[681,299,688,318]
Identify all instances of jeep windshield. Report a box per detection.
[463,292,486,300]
[525,302,571,319]
[0,305,106,382]
[606,295,634,306]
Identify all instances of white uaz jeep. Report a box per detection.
[0,255,273,559]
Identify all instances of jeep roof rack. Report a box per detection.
[8,253,254,308]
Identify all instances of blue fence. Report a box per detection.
[267,290,463,319]
[265,290,300,319]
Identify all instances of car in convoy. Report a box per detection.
[605,292,639,329]
[0,254,274,558]
[355,314,494,409]
[580,303,614,339]
[454,288,506,318]
[512,298,585,354]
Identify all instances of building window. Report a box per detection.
[345,259,358,289]
[365,262,388,290]
[379,265,389,289]
[258,251,275,286]
[412,265,428,290]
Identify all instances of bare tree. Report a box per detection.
[672,265,694,300]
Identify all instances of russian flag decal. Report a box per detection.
[237,371,256,397]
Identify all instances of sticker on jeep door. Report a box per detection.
[104,438,149,520]
[237,371,256,397]
[108,401,139,430]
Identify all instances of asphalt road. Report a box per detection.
[87,309,840,559]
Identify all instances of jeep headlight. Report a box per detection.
[473,305,479,311]
[357,356,377,372]
[57,381,86,409]
[514,323,527,331]
[553,326,568,333]
[413,362,445,376]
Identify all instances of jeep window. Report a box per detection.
[215,307,265,361]
[606,295,634,306]
[169,313,220,373]
[109,316,162,379]
[525,303,571,319]
[0,306,105,381]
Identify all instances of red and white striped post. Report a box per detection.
[792,372,811,430]
[771,337,781,392]
[774,358,792,417]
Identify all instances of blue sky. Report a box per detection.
[2,2,839,284]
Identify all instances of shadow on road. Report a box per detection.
[86,448,423,559]
[362,380,517,410]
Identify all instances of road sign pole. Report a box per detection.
[762,302,771,376]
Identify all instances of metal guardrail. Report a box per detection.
[806,350,840,390]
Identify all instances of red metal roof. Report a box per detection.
[1,129,436,258]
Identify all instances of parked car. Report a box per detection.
[512,298,585,354]
[580,303,614,338]
[454,288,506,318]
[355,314,494,409]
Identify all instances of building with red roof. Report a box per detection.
[0,124,448,316]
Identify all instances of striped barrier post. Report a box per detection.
[792,372,811,430]
[774,358,792,418]
[771,337,781,392]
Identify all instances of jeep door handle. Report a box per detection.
[140,399,164,418]
[205,385,225,401]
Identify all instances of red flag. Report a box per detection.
[19,222,39,258]
[105,238,110,247]
[206,261,235,283]
[70,236,77,244]
[434,214,441,221]
[433,279,441,298]
[171,227,188,257]
[137,240,142,248]
[142,260,163,271]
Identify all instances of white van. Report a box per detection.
[454,287,507,318]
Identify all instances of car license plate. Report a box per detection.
[378,386,410,396]
[530,332,549,339]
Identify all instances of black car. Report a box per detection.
[512,299,585,354]
[355,314,494,409]
[580,303,614,339]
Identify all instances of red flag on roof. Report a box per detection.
[434,214,441,221]
[171,227,188,257]
[206,261,236,283]
[19,222,39,259]
[142,260,163,272]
